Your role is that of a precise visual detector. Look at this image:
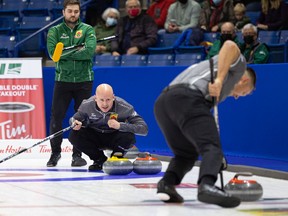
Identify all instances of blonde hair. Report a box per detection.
[261,0,281,14]
[234,3,246,14]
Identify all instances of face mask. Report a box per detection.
[212,0,222,6]
[106,17,117,27]
[178,0,188,4]
[128,8,140,17]
[243,35,254,45]
[220,33,233,43]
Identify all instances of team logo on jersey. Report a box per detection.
[60,33,69,39]
[75,30,83,39]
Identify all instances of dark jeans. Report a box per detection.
[49,81,93,157]
[68,128,136,162]
[154,85,223,185]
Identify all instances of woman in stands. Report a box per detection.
[257,0,288,30]
[94,8,120,55]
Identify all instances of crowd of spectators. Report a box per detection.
[1,0,288,63]
[86,0,288,64]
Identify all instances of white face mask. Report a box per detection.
[106,17,117,27]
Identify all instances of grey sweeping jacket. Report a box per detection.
[72,96,148,136]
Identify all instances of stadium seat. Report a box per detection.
[174,28,206,59]
[121,55,147,66]
[245,2,261,11]
[16,29,46,57]
[15,16,51,57]
[148,31,182,54]
[147,54,175,66]
[0,35,17,57]
[94,55,121,67]
[174,53,203,66]
[51,1,63,20]
[245,11,261,25]
[19,16,52,29]
[0,48,9,58]
[279,30,288,62]
[15,15,52,57]
[0,15,20,35]
[279,30,288,44]
[176,45,206,59]
[0,0,28,17]
[258,30,281,44]
[267,44,286,63]
[22,0,54,17]
[257,31,283,63]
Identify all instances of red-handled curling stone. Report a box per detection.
[103,155,133,175]
[133,152,162,175]
[224,172,263,201]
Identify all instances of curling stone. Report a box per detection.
[133,153,162,175]
[125,145,140,159]
[224,172,263,201]
[102,156,133,175]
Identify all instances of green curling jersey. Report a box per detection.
[47,19,96,82]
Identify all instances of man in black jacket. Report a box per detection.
[111,0,158,55]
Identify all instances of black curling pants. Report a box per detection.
[49,81,93,157]
[154,85,223,185]
[68,128,136,162]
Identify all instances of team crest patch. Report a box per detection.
[75,30,83,38]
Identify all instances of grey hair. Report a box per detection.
[101,7,120,21]
[125,0,141,7]
[242,23,258,34]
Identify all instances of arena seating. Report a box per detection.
[0,0,288,64]
[0,35,17,57]
[147,54,175,66]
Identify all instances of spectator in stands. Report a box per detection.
[94,8,120,55]
[199,0,235,32]
[68,83,148,171]
[85,0,114,27]
[164,0,201,33]
[257,0,288,30]
[206,22,240,59]
[233,3,251,31]
[239,23,269,64]
[111,0,158,55]
[46,0,96,167]
[146,0,175,29]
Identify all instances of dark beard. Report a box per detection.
[65,18,77,26]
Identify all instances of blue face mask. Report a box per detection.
[106,17,117,27]
[212,0,222,6]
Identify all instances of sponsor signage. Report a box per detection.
[0,58,46,140]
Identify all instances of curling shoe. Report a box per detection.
[156,180,184,203]
[46,153,61,167]
[197,184,241,208]
[88,161,104,171]
[71,154,87,167]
